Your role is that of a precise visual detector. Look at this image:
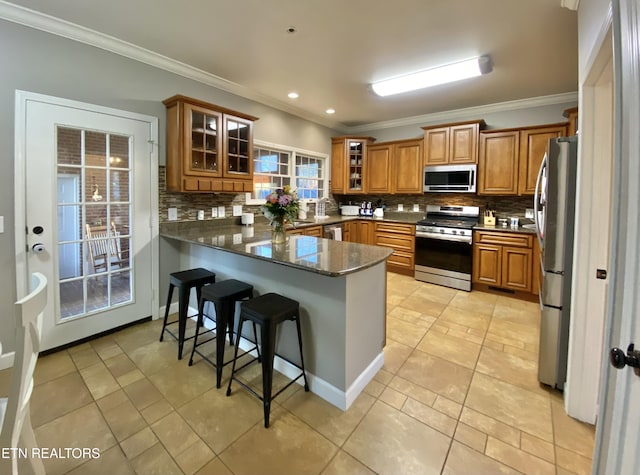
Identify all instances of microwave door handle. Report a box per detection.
[533,152,547,249]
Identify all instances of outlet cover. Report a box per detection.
[397,204,404,212]
[217,206,225,217]
[197,210,205,220]
[167,208,178,221]
[233,233,242,244]
[413,204,420,212]
[211,207,218,218]
[525,208,535,219]
[232,205,243,217]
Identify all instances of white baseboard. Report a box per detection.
[0,351,15,370]
[344,352,385,409]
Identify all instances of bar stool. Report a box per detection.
[226,292,309,428]
[189,279,254,388]
[160,267,216,360]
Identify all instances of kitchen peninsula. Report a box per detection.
[160,221,393,410]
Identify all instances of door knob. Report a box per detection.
[609,343,640,376]
[31,243,45,253]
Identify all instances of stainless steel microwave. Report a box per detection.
[423,164,477,193]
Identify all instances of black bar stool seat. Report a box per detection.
[189,279,254,388]
[160,267,216,359]
[226,292,309,428]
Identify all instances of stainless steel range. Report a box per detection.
[414,205,480,291]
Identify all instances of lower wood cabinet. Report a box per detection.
[374,222,415,276]
[287,225,323,237]
[473,231,533,293]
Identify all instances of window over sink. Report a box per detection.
[246,140,328,204]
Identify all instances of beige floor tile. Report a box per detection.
[114,319,167,355]
[125,340,182,377]
[521,432,555,463]
[396,350,473,404]
[417,330,482,369]
[151,411,201,457]
[382,339,413,373]
[131,443,183,475]
[140,398,174,424]
[551,398,596,458]
[220,408,337,475]
[388,375,438,407]
[556,446,593,474]
[465,373,553,442]
[175,438,216,475]
[102,399,148,441]
[483,338,504,351]
[30,372,93,427]
[442,441,521,475]
[178,387,263,454]
[386,317,429,348]
[96,388,129,412]
[487,319,539,346]
[122,376,165,410]
[373,368,393,385]
[413,283,458,305]
[433,395,462,419]
[445,326,486,345]
[33,351,77,385]
[343,400,450,475]
[378,387,407,409]
[78,361,121,400]
[120,427,159,459]
[103,352,137,379]
[148,360,216,407]
[440,305,492,331]
[453,423,487,453]
[69,345,103,370]
[485,437,555,475]
[459,407,521,448]
[66,445,135,475]
[388,306,437,328]
[503,344,538,361]
[35,403,117,475]
[486,332,526,349]
[282,389,375,446]
[448,292,497,316]
[91,336,124,361]
[116,368,146,387]
[195,457,234,475]
[401,397,457,436]
[475,346,546,395]
[398,294,447,318]
[363,378,385,398]
[321,450,376,475]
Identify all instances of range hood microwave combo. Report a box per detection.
[423,164,477,193]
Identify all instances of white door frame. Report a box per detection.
[13,90,159,330]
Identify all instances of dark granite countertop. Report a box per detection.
[473,223,537,234]
[160,220,393,277]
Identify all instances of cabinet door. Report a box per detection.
[347,140,366,193]
[502,246,532,291]
[394,139,423,194]
[472,243,502,285]
[450,123,479,164]
[357,221,375,245]
[478,131,519,195]
[224,115,253,178]
[331,140,346,194]
[518,125,567,195]
[343,221,356,242]
[367,144,392,193]
[424,127,449,165]
[184,103,222,177]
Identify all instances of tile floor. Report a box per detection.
[0,273,596,475]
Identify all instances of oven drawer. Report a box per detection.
[474,231,532,248]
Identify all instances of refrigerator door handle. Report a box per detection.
[534,152,547,250]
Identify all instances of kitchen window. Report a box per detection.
[247,141,327,204]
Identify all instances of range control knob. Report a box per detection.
[452,230,458,234]
[440,229,445,234]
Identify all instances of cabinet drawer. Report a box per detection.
[474,231,532,248]
[304,226,323,237]
[375,233,415,252]
[388,250,414,269]
[375,222,415,235]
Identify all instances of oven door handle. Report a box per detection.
[415,231,472,244]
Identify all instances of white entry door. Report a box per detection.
[15,91,158,351]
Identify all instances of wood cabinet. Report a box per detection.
[422,120,485,165]
[564,107,578,136]
[518,123,568,195]
[473,231,533,292]
[287,225,323,237]
[375,222,415,275]
[331,136,374,194]
[366,138,423,194]
[478,123,567,196]
[164,95,257,193]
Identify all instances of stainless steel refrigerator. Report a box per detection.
[534,135,578,389]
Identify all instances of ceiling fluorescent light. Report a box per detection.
[372,55,493,97]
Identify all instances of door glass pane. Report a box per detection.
[56,126,133,320]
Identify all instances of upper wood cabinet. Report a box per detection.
[366,138,423,194]
[422,120,485,165]
[563,107,578,136]
[163,95,258,193]
[518,123,568,195]
[331,136,374,194]
[478,122,568,196]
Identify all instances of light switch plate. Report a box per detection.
[413,204,420,212]
[525,208,535,219]
[211,207,218,218]
[232,205,243,217]
[217,206,225,218]
[167,208,177,221]
[397,204,404,212]
[197,210,205,220]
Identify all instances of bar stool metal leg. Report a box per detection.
[160,283,175,342]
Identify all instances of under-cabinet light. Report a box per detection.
[371,55,493,97]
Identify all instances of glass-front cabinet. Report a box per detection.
[330,136,374,194]
[164,95,257,192]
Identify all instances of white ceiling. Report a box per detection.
[1,0,578,130]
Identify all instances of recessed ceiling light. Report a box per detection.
[286,26,297,34]
[288,92,299,99]
[371,55,493,97]
[326,108,336,114]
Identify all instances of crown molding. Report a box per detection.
[0,0,342,130]
[561,0,580,11]
[344,91,579,133]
